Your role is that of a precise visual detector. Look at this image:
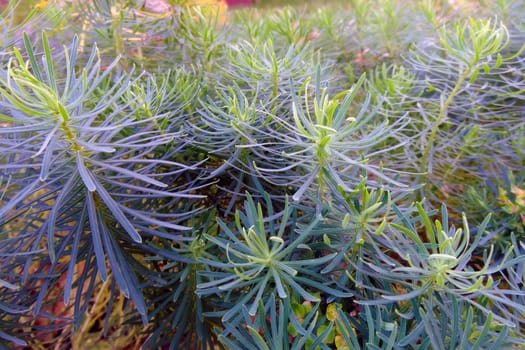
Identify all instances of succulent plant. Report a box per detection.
[1,0,524,348]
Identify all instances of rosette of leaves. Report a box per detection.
[190,86,280,214]
[358,0,416,59]
[354,202,525,346]
[120,67,203,129]
[265,8,311,49]
[229,7,272,45]
[398,18,525,203]
[367,63,421,110]
[196,193,351,324]
[254,68,409,206]
[0,32,202,342]
[314,177,412,282]
[171,1,230,76]
[218,38,323,109]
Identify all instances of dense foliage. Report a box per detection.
[0,0,524,348]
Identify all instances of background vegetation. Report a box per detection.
[0,0,524,348]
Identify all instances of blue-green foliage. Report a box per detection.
[0,0,524,348]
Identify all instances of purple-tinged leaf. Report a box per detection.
[92,177,142,243]
[0,330,27,347]
[86,190,108,281]
[34,124,58,158]
[64,207,85,305]
[0,178,39,218]
[39,136,56,182]
[120,207,190,231]
[0,278,18,290]
[46,174,78,263]
[101,225,148,324]
[98,217,130,299]
[75,140,116,154]
[87,158,167,188]
[381,283,432,301]
[76,152,96,192]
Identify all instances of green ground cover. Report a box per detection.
[0,0,524,348]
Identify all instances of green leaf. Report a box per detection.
[22,32,42,82]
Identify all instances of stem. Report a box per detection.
[420,63,472,194]
[61,119,82,153]
[111,6,127,69]
[270,68,279,114]
[201,31,212,74]
[272,69,278,101]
